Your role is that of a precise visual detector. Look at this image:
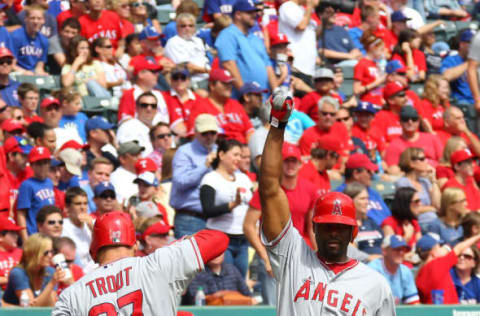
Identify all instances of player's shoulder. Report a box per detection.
[355,261,391,286]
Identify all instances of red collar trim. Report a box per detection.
[317,255,359,275]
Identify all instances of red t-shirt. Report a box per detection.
[416,99,449,132]
[119,18,134,38]
[298,160,330,197]
[442,176,480,211]
[57,263,84,293]
[436,129,480,151]
[0,247,22,290]
[249,177,320,245]
[79,11,123,48]
[354,58,384,106]
[416,250,459,304]
[405,89,422,109]
[299,123,350,156]
[351,123,384,153]
[391,49,427,73]
[384,133,443,167]
[162,90,200,129]
[24,115,43,125]
[436,165,455,181]
[6,166,33,202]
[381,216,421,247]
[375,28,397,54]
[298,91,343,122]
[187,98,254,144]
[370,110,402,146]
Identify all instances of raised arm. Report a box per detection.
[259,92,293,241]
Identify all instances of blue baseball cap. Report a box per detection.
[171,68,190,77]
[94,181,116,197]
[50,158,62,167]
[138,26,162,41]
[353,101,377,114]
[432,41,450,57]
[391,11,410,22]
[386,60,407,74]
[382,235,410,250]
[233,0,258,12]
[460,29,475,43]
[3,136,32,155]
[238,81,268,95]
[85,116,114,133]
[417,233,444,253]
[133,172,159,187]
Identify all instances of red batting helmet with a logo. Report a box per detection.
[89,211,136,262]
[312,192,358,238]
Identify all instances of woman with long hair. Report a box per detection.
[129,0,161,34]
[418,74,450,132]
[451,246,480,304]
[199,139,253,278]
[391,28,426,83]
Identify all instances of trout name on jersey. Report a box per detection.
[294,278,367,315]
[86,266,132,297]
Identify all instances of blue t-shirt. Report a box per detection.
[58,175,80,192]
[349,27,365,55]
[356,216,383,254]
[59,112,89,143]
[270,57,291,89]
[80,183,97,214]
[11,27,48,71]
[368,258,419,305]
[0,79,20,107]
[47,0,70,17]
[215,24,271,98]
[0,26,13,52]
[162,21,177,46]
[203,0,236,18]
[284,110,315,144]
[197,28,215,64]
[423,217,463,246]
[318,25,355,64]
[3,266,55,305]
[17,177,55,235]
[451,268,480,304]
[441,54,473,104]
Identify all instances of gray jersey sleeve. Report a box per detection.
[468,32,480,62]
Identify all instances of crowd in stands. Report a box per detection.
[1,0,480,309]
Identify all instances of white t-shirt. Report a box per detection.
[116,118,153,157]
[62,218,93,269]
[110,166,138,204]
[278,1,317,76]
[99,61,131,99]
[200,171,253,234]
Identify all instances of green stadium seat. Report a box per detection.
[455,21,478,32]
[157,4,175,24]
[410,83,424,96]
[82,97,118,124]
[372,179,395,201]
[339,79,354,97]
[13,75,61,92]
[340,65,354,80]
[330,179,344,191]
[432,21,457,42]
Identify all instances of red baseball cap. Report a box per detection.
[282,142,301,161]
[142,220,172,239]
[209,68,234,83]
[0,47,13,59]
[131,56,163,76]
[135,157,157,174]
[346,153,378,172]
[451,148,475,165]
[60,140,89,151]
[383,81,406,99]
[1,119,24,133]
[40,96,60,108]
[317,135,341,153]
[0,217,23,232]
[28,146,52,163]
[271,33,289,46]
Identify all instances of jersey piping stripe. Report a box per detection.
[189,237,203,271]
[266,219,292,248]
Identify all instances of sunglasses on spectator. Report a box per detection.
[400,117,419,123]
[0,105,7,113]
[0,58,12,65]
[179,24,195,28]
[43,249,54,256]
[47,220,63,225]
[336,116,350,122]
[412,156,425,161]
[65,259,75,264]
[130,2,147,7]
[411,198,421,204]
[10,129,23,135]
[156,133,172,140]
[321,111,336,117]
[201,131,217,137]
[100,193,116,200]
[102,45,113,49]
[394,91,406,98]
[329,151,339,159]
[139,103,157,109]
[172,73,188,81]
[45,105,60,112]
[459,253,475,260]
[120,4,129,8]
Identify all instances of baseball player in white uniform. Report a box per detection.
[259,91,396,315]
[52,211,229,315]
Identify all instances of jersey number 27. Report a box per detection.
[88,289,143,315]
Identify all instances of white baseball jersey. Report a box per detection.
[261,219,396,316]
[52,237,204,316]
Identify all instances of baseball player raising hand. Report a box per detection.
[259,90,396,315]
[52,211,229,315]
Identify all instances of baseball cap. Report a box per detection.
[3,136,32,154]
[353,101,377,114]
[195,114,219,133]
[85,116,113,133]
[135,157,157,174]
[385,60,407,74]
[28,146,51,163]
[238,81,268,96]
[460,29,475,43]
[314,68,335,80]
[0,47,13,59]
[317,135,341,153]
[209,68,234,83]
[136,201,162,218]
[133,171,159,187]
[94,181,116,197]
[131,55,163,76]
[451,148,475,165]
[51,158,62,167]
[1,119,24,133]
[400,106,419,121]
[0,217,23,232]
[282,143,301,161]
[381,235,411,250]
[60,140,89,151]
[171,67,190,78]
[40,96,60,108]
[58,148,82,176]
[417,232,444,253]
[383,81,406,99]
[118,141,145,156]
[138,26,162,40]
[233,0,258,12]
[432,41,450,57]
[391,11,410,22]
[346,153,378,172]
[270,33,289,46]
[142,219,172,239]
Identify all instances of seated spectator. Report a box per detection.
[368,235,420,305]
[451,245,480,304]
[36,205,63,238]
[425,187,467,246]
[424,0,468,20]
[344,181,383,257]
[81,157,113,213]
[53,236,85,292]
[436,136,468,188]
[56,88,87,143]
[268,33,291,91]
[421,31,444,75]
[383,11,409,52]
[4,136,33,202]
[0,217,23,291]
[442,30,474,105]
[3,233,63,306]
[162,0,200,44]
[197,15,231,65]
[18,83,42,125]
[350,101,383,163]
[61,35,110,97]
[299,68,343,123]
[47,18,81,75]
[108,0,134,38]
[11,4,49,75]
[138,219,172,256]
[18,0,58,39]
[57,148,82,191]
[110,141,143,203]
[129,0,160,34]
[238,82,265,130]
[56,0,85,29]
[395,147,440,228]
[382,187,422,250]
[384,106,443,174]
[147,122,173,170]
[443,149,480,211]
[0,48,20,107]
[48,158,65,212]
[417,75,450,132]
[137,26,175,78]
[164,14,210,90]
[84,116,117,168]
[391,29,426,82]
[416,232,480,304]
[0,5,12,52]
[91,181,117,218]
[239,143,256,183]
[118,33,142,69]
[353,31,386,107]
[336,107,354,135]
[38,96,73,149]
[348,5,380,55]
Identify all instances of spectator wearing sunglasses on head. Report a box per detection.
[36,205,63,239]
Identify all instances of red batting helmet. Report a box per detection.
[313,192,358,238]
[90,211,136,261]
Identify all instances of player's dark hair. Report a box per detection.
[65,186,87,206]
[390,187,417,222]
[136,91,158,108]
[61,17,81,31]
[211,139,242,170]
[18,83,39,100]
[36,205,63,224]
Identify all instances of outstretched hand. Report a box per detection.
[267,90,294,129]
